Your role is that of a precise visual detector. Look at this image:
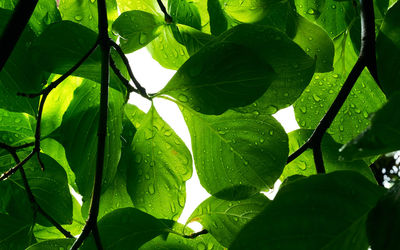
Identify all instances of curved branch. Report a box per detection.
[157,0,173,23]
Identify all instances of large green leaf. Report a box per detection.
[367,182,400,250]
[50,80,124,201]
[26,239,75,250]
[230,171,384,249]
[281,129,376,182]
[158,41,276,115]
[112,10,164,54]
[294,31,386,144]
[168,0,202,29]
[0,9,44,115]
[127,105,192,220]
[0,0,61,35]
[0,213,32,249]
[292,14,334,72]
[214,24,315,115]
[141,221,224,250]
[340,92,400,160]
[180,106,288,200]
[187,194,270,247]
[0,152,73,226]
[376,0,400,96]
[59,0,118,37]
[0,108,35,147]
[82,208,168,249]
[147,24,190,69]
[29,21,124,92]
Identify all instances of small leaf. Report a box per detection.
[81,208,168,249]
[230,171,384,249]
[127,105,192,220]
[187,194,270,247]
[181,107,288,200]
[112,10,164,53]
[26,239,75,250]
[281,129,376,182]
[158,41,276,115]
[367,182,400,250]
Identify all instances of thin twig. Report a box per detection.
[71,0,110,248]
[18,41,99,98]
[286,0,377,173]
[183,229,209,239]
[34,92,49,171]
[109,41,150,100]
[0,0,38,71]
[109,57,136,97]
[156,0,173,23]
[0,150,35,181]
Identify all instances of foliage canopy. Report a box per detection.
[0,0,399,249]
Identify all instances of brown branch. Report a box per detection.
[286,0,377,173]
[0,0,38,71]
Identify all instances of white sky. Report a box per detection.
[127,48,299,229]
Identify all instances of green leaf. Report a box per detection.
[82,208,168,249]
[127,105,192,220]
[0,213,32,249]
[294,31,386,144]
[340,92,400,160]
[187,194,270,247]
[0,0,61,35]
[208,0,229,35]
[29,21,123,92]
[146,24,190,70]
[215,24,315,115]
[112,10,164,54]
[292,14,334,72]
[0,152,73,226]
[367,182,400,250]
[158,41,276,115]
[376,0,400,96]
[222,0,281,23]
[50,80,124,201]
[0,9,44,115]
[281,129,376,182]
[0,108,35,147]
[168,0,202,29]
[26,239,75,250]
[59,0,118,37]
[141,221,224,250]
[175,24,214,56]
[181,107,288,200]
[230,171,384,249]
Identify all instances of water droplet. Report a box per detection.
[332,73,339,78]
[145,174,150,180]
[135,154,142,163]
[259,138,264,143]
[164,130,172,136]
[265,105,278,114]
[14,118,21,123]
[308,37,313,41]
[307,8,316,15]
[300,106,307,113]
[331,4,336,9]
[363,111,368,118]
[90,0,96,3]
[339,125,344,131]
[178,195,185,207]
[233,217,239,221]
[74,15,83,21]
[312,94,321,102]
[139,32,147,45]
[148,184,155,194]
[177,94,188,102]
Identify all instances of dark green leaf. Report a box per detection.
[26,239,75,250]
[0,9,44,115]
[50,80,124,201]
[230,171,384,249]
[367,182,400,250]
[158,41,276,115]
[141,221,224,250]
[208,0,229,35]
[0,213,32,249]
[340,92,400,160]
[181,107,288,200]
[0,108,35,147]
[82,208,168,249]
[376,0,400,96]
[294,32,386,144]
[146,24,190,69]
[292,14,334,72]
[168,0,202,29]
[112,10,164,53]
[281,129,376,182]
[187,194,270,247]
[127,105,192,220]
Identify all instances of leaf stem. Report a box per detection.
[0,0,38,71]
[286,0,377,173]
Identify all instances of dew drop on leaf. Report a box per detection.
[139,32,147,45]
[307,8,316,15]
[177,94,188,102]
[148,184,155,194]
[74,15,83,21]
[312,94,321,102]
